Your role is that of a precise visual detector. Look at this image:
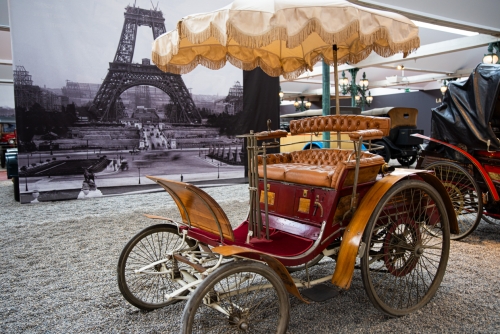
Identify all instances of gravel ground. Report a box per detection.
[0,178,499,333]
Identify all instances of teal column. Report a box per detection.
[322,60,330,148]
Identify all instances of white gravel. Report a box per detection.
[0,178,499,333]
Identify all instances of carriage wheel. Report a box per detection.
[117,224,197,310]
[426,161,482,240]
[396,155,417,167]
[361,180,450,317]
[182,261,289,333]
[371,141,391,163]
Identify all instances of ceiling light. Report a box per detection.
[413,21,478,37]
[483,42,500,64]
[440,80,448,95]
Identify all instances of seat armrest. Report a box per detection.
[255,130,288,141]
[347,129,385,141]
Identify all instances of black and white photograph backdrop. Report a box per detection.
[9,0,250,203]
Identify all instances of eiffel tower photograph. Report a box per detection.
[8,0,245,203]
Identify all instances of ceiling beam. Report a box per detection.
[374,65,451,75]
[282,68,474,97]
[346,0,500,37]
[369,69,473,88]
[281,34,499,83]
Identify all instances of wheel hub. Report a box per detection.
[229,314,249,331]
[414,244,424,256]
[384,217,422,276]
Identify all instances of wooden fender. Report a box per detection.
[212,245,309,304]
[331,169,458,290]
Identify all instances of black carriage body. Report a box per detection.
[429,64,500,153]
[418,64,500,169]
[417,64,500,222]
[362,107,424,164]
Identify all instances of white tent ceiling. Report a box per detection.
[280,0,500,103]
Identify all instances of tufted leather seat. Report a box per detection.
[258,149,385,189]
[289,115,390,140]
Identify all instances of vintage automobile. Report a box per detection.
[279,107,361,151]
[416,63,500,240]
[118,114,456,332]
[361,107,424,166]
[0,116,17,168]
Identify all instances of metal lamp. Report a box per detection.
[340,68,373,110]
[294,96,311,111]
[483,43,500,64]
[440,80,448,95]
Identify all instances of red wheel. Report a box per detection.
[361,179,450,316]
[383,217,421,276]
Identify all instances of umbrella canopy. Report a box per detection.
[152,0,419,80]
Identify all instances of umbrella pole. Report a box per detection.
[333,45,341,148]
[322,61,330,149]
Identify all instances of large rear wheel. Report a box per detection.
[361,179,450,317]
[117,224,197,310]
[426,161,482,240]
[182,260,290,333]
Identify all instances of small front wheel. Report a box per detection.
[117,224,196,310]
[182,260,290,333]
[361,179,450,317]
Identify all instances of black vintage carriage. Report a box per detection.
[416,63,500,240]
[362,107,424,166]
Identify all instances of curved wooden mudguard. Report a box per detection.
[147,176,234,242]
[331,170,457,289]
[213,245,309,304]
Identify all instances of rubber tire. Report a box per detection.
[361,179,450,317]
[397,155,418,167]
[117,224,196,310]
[0,150,5,168]
[13,176,20,202]
[371,141,391,163]
[426,161,482,240]
[181,260,290,334]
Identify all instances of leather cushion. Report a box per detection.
[289,115,390,139]
[258,149,385,188]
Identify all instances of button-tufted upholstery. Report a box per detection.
[289,115,390,141]
[258,149,385,189]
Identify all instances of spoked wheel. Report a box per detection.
[361,179,450,317]
[117,224,197,310]
[182,260,290,333]
[397,155,417,167]
[426,161,482,240]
